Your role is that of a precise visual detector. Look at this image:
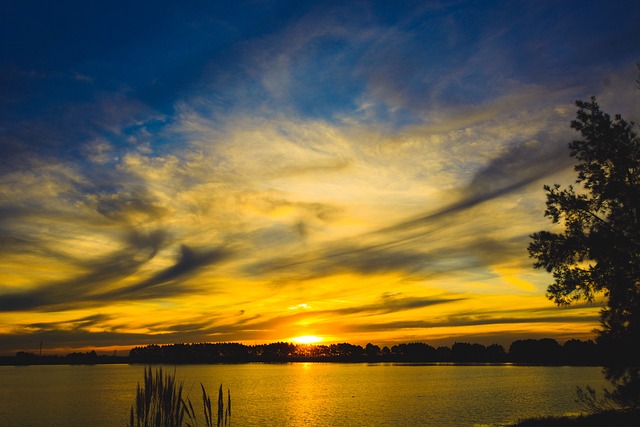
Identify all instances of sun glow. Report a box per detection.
[292,335,323,344]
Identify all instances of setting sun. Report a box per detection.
[292,335,323,344]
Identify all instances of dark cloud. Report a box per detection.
[249,135,573,281]
[93,190,168,223]
[386,137,572,233]
[27,313,113,331]
[468,138,571,196]
[0,311,266,354]
[0,229,166,311]
[0,150,168,266]
[0,232,230,312]
[246,242,431,280]
[0,297,600,355]
[0,327,185,355]
[348,309,601,334]
[322,293,464,317]
[249,228,517,282]
[226,294,463,334]
[103,244,230,300]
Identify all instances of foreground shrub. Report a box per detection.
[129,366,230,427]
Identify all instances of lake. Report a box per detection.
[0,363,608,426]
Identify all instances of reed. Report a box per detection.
[128,367,230,427]
[215,384,231,426]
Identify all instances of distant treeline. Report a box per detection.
[128,338,608,365]
[2,338,616,366]
[1,349,129,365]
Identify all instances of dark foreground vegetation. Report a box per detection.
[0,337,617,365]
[512,71,640,425]
[511,409,640,426]
[526,74,640,415]
[129,367,230,427]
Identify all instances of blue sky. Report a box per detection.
[0,0,639,354]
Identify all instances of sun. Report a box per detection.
[292,335,323,344]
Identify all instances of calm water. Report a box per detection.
[0,363,608,426]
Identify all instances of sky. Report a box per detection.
[1,0,639,356]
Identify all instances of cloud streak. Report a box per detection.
[0,234,229,311]
[245,128,574,281]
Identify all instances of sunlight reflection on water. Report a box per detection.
[0,363,607,426]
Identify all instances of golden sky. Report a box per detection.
[1,0,639,355]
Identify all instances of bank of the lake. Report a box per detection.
[512,409,640,426]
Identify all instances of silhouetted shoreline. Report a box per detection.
[511,409,640,426]
[1,337,620,366]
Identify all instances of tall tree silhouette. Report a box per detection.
[529,91,640,408]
